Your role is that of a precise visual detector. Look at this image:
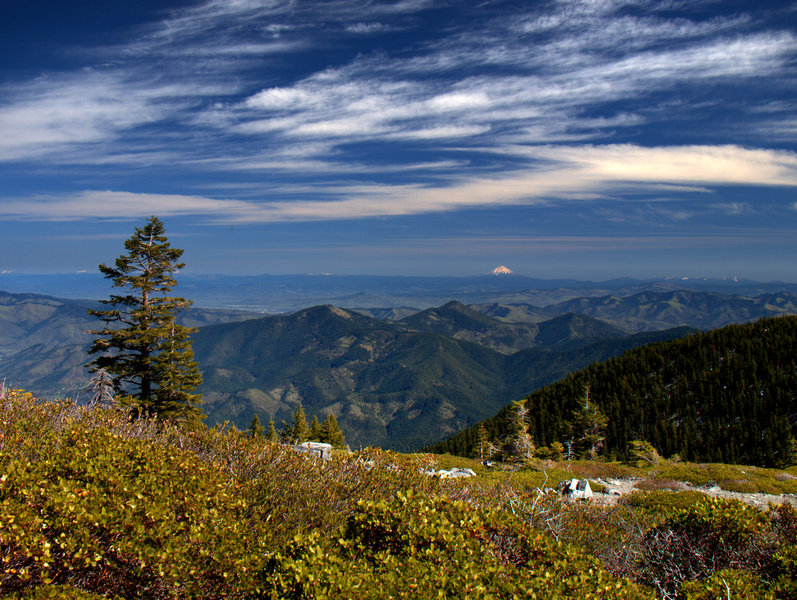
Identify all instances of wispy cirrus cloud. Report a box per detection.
[0,190,248,221]
[2,0,795,172]
[4,145,795,223]
[223,17,797,164]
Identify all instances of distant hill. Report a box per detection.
[397,301,628,354]
[0,290,260,357]
[191,305,691,450]
[0,290,260,395]
[352,306,421,321]
[5,286,791,452]
[426,316,797,468]
[473,290,797,332]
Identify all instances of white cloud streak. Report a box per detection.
[4,145,795,223]
[1,0,794,169]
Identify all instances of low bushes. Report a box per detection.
[261,491,656,599]
[654,462,797,495]
[0,390,795,599]
[619,491,711,520]
[635,498,797,599]
[0,423,270,597]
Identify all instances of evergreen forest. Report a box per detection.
[428,315,797,468]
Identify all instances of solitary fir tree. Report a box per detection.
[569,386,608,459]
[248,414,265,438]
[266,417,279,442]
[282,403,310,443]
[87,216,203,422]
[319,413,346,447]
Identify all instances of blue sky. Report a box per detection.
[1,0,796,280]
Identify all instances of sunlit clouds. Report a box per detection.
[6,145,796,223]
[1,0,796,278]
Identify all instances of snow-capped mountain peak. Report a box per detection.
[491,265,514,275]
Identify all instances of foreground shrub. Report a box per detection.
[0,424,269,597]
[654,462,797,494]
[0,392,469,598]
[635,497,778,599]
[5,584,117,599]
[1,390,794,599]
[261,491,655,599]
[619,491,708,521]
[679,569,776,600]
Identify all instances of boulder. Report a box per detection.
[426,467,477,479]
[292,441,332,460]
[558,478,593,499]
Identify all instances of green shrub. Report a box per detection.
[0,424,270,598]
[620,491,709,519]
[260,491,655,599]
[626,441,661,467]
[0,393,454,598]
[565,460,639,480]
[3,390,795,599]
[768,543,797,599]
[679,569,777,600]
[5,584,119,599]
[654,462,797,494]
[636,497,773,599]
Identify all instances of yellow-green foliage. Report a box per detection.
[654,461,797,494]
[679,569,777,600]
[636,497,796,599]
[0,391,448,598]
[769,543,797,599]
[0,412,270,597]
[6,584,119,599]
[261,491,655,600]
[619,491,716,521]
[1,389,795,599]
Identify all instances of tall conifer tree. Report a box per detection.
[308,415,322,441]
[320,413,346,447]
[504,399,533,461]
[248,414,265,438]
[282,404,310,443]
[267,417,279,442]
[476,424,493,461]
[87,216,203,421]
[569,387,608,459]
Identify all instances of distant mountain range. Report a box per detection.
[471,289,797,332]
[190,304,691,450]
[0,291,258,396]
[2,272,796,312]
[395,301,628,354]
[2,284,797,450]
[1,289,690,449]
[0,291,257,359]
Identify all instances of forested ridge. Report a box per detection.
[428,315,797,467]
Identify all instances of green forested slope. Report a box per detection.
[428,316,797,467]
[191,305,691,450]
